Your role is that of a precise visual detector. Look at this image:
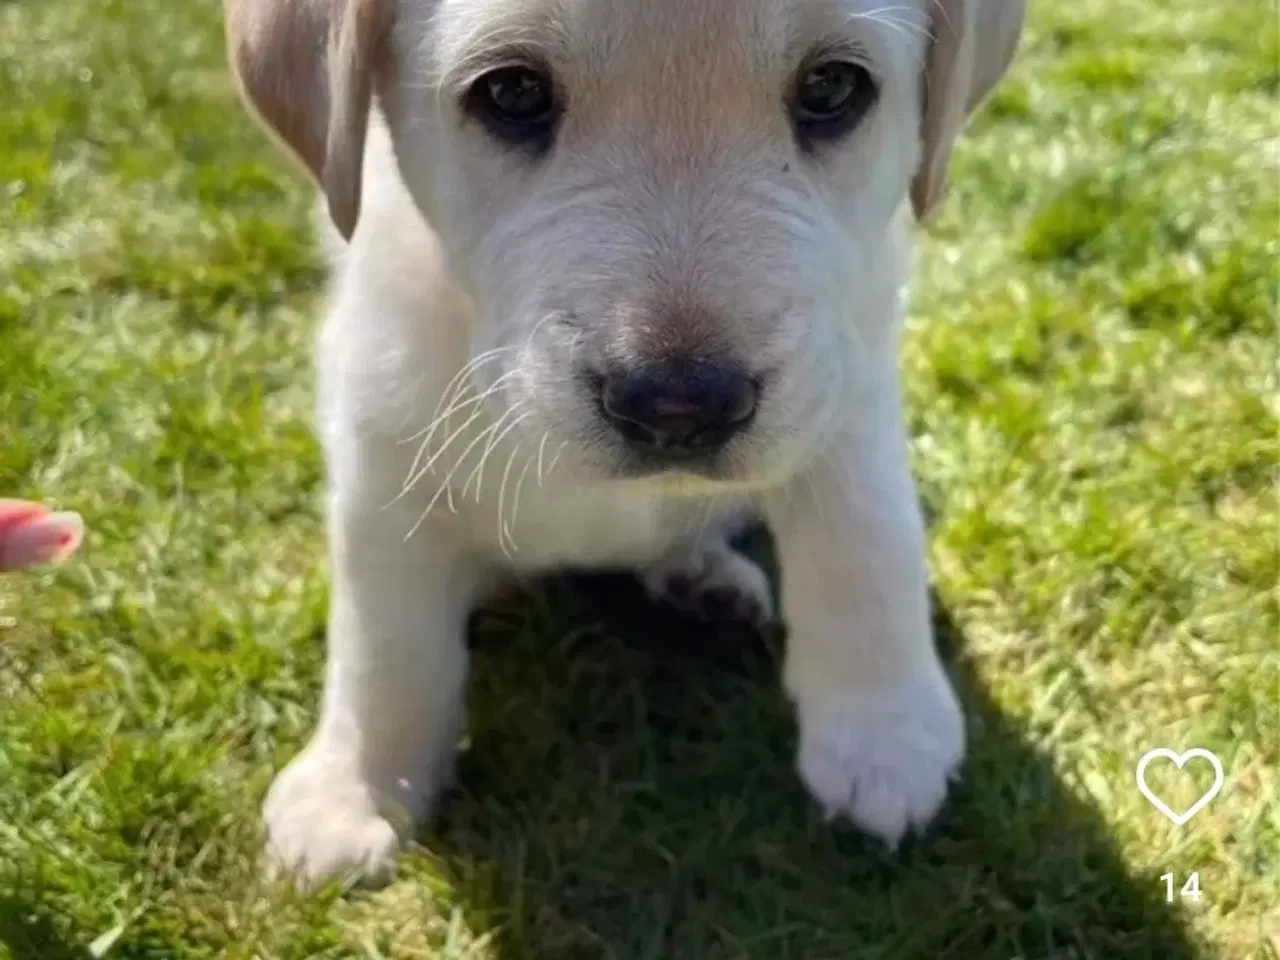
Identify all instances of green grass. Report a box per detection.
[1,0,1277,956]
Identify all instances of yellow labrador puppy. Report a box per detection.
[225,0,1025,889]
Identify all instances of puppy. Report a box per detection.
[224,0,1025,889]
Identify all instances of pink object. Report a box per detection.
[0,499,85,572]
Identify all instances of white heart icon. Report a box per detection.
[1135,748,1225,825]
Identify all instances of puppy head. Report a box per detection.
[226,0,1024,489]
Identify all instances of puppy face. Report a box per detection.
[225,0,1024,489]
[382,0,924,488]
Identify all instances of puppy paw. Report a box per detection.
[793,668,965,847]
[643,539,773,626]
[263,747,408,892]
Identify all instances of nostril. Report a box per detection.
[722,378,759,427]
[598,376,642,424]
[599,376,677,447]
[596,360,759,454]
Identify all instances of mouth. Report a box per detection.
[608,446,737,489]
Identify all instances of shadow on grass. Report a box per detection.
[0,895,84,960]
[424,524,1202,960]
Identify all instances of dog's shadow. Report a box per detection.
[427,525,1200,959]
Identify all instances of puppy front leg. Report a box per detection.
[768,391,964,847]
[264,489,483,890]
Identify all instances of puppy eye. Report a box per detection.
[465,65,560,150]
[791,61,877,146]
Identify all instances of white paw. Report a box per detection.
[793,668,965,847]
[263,747,409,892]
[643,539,774,626]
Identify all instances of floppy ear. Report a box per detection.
[224,0,391,239]
[910,0,1026,222]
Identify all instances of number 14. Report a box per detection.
[1160,872,1202,903]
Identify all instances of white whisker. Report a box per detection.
[417,367,521,467]
[495,440,525,557]
[851,7,932,47]
[393,368,522,506]
[463,407,531,502]
[506,441,540,540]
[543,440,568,482]
[399,347,510,445]
[535,432,550,483]
[404,415,507,541]
[394,404,489,503]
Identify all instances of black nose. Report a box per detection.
[597,359,759,455]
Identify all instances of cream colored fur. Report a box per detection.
[224,0,1025,889]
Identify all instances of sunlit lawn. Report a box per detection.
[1,0,1276,957]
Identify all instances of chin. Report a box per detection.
[607,444,802,496]
[617,460,736,492]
